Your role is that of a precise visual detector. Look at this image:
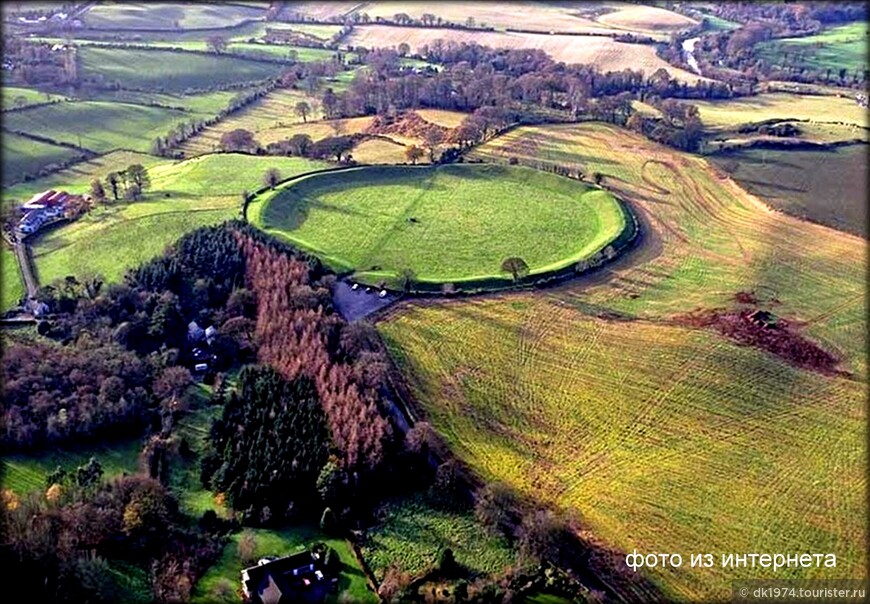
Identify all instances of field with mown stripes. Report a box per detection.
[178,87,323,156]
[379,122,866,600]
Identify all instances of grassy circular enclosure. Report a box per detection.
[251,164,629,289]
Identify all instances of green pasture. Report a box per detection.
[3,101,192,154]
[2,86,64,110]
[252,164,627,286]
[83,2,266,30]
[2,131,83,186]
[2,244,25,311]
[79,46,282,92]
[756,21,868,75]
[27,153,327,286]
[2,437,143,495]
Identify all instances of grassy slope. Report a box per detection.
[379,122,866,601]
[3,150,161,203]
[3,101,192,154]
[756,21,868,74]
[191,525,377,604]
[253,164,626,284]
[27,154,327,286]
[710,144,868,238]
[2,438,143,494]
[83,2,266,30]
[1,244,24,311]
[1,131,81,186]
[361,494,515,582]
[2,86,64,110]
[79,46,281,93]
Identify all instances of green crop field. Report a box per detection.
[79,46,282,93]
[192,525,376,604]
[2,86,64,110]
[756,21,868,75]
[2,437,143,495]
[711,144,868,238]
[83,2,266,30]
[251,164,627,286]
[377,123,866,601]
[28,154,328,286]
[4,101,194,154]
[360,494,516,582]
[1,132,84,186]
[1,244,25,311]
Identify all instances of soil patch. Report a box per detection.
[673,307,845,377]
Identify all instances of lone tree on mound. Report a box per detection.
[501,257,530,282]
[294,101,311,123]
[405,145,424,165]
[206,35,228,54]
[126,163,150,192]
[263,167,281,189]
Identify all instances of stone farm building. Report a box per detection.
[18,190,88,235]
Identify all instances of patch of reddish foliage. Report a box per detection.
[366,111,448,139]
[675,309,844,376]
[236,232,390,469]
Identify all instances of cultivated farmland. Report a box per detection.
[344,25,705,82]
[79,46,282,92]
[711,144,868,238]
[595,3,697,33]
[690,92,870,130]
[256,116,376,146]
[353,1,620,34]
[378,122,867,600]
[252,163,627,286]
[178,87,323,156]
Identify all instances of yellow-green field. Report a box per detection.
[691,93,869,130]
[380,123,866,600]
[257,116,375,146]
[414,109,468,129]
[179,88,323,156]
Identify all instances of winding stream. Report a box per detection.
[682,36,701,74]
